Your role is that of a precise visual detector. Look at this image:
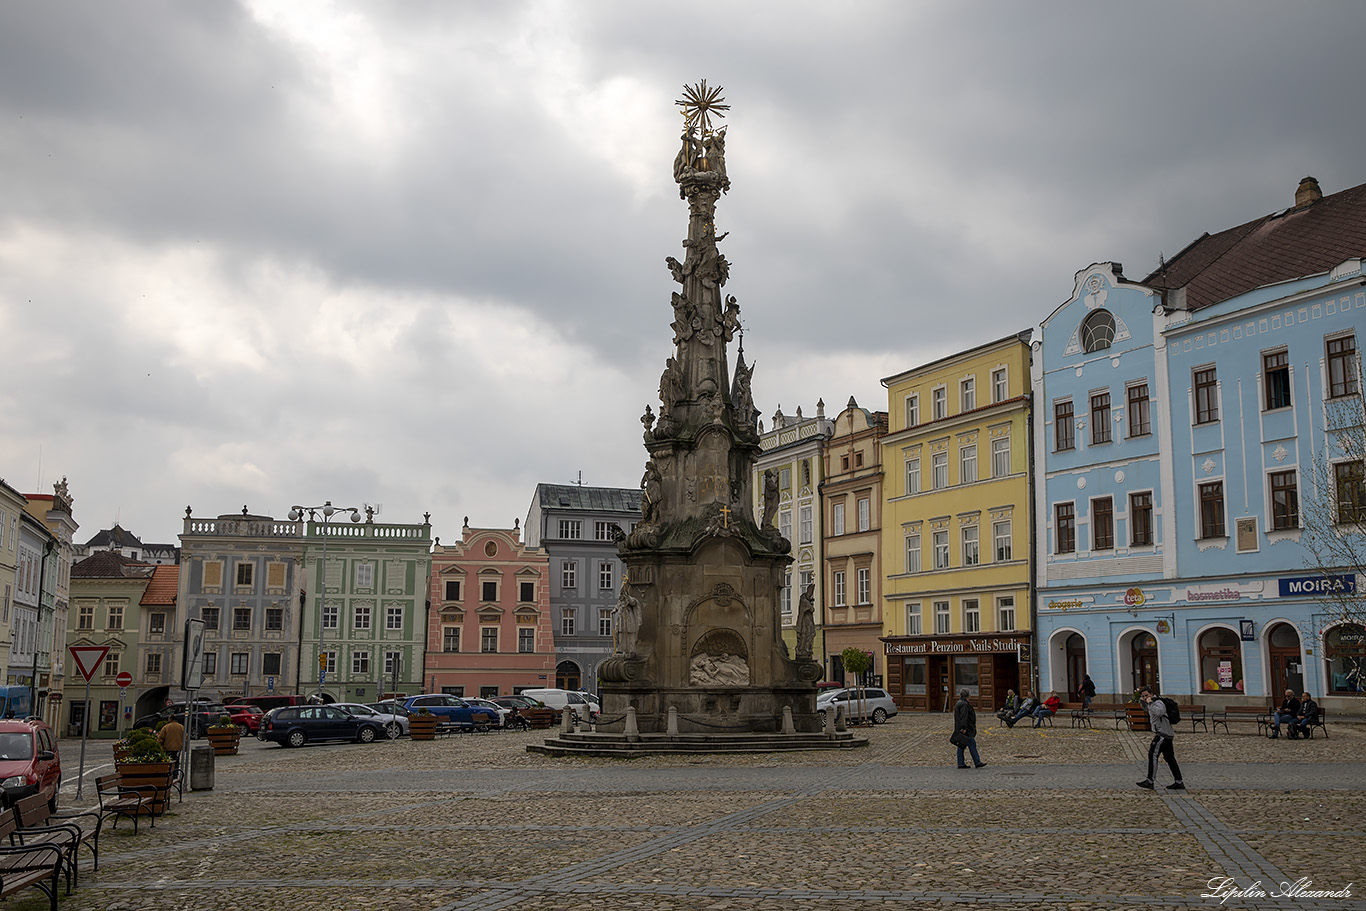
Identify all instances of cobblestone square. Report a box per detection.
[20,715,1366,911]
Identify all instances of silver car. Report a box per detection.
[334,702,408,737]
[815,687,898,724]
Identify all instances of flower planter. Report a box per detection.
[207,727,241,756]
[115,760,176,816]
[409,714,438,741]
[1126,706,1151,732]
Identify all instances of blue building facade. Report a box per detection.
[1034,177,1366,710]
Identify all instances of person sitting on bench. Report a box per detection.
[1270,689,1300,739]
[1031,692,1062,728]
[1288,692,1318,739]
[1005,693,1037,728]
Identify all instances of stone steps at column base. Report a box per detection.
[526,732,869,756]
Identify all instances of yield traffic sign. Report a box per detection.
[69,646,110,682]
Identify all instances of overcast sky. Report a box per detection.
[3,1,1364,548]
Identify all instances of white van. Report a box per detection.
[520,688,601,722]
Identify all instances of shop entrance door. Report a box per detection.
[1065,633,1087,698]
[927,656,951,712]
[992,654,1020,710]
[1267,623,1303,696]
[1131,633,1159,692]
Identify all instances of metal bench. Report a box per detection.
[1211,705,1272,734]
[0,810,65,911]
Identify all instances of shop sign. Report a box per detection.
[1186,587,1241,602]
[1046,599,1085,611]
[1124,588,1147,607]
[1156,620,1170,634]
[885,637,1025,655]
[1278,574,1356,597]
[1218,660,1233,688]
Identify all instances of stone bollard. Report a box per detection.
[561,707,575,734]
[625,706,640,742]
[782,706,795,734]
[667,706,679,737]
[189,743,215,791]
[835,704,847,733]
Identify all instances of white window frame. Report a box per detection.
[933,530,949,569]
[857,498,870,532]
[561,610,576,637]
[961,525,979,566]
[353,604,372,631]
[992,367,1008,403]
[994,519,1012,562]
[905,394,919,427]
[799,505,813,544]
[856,568,870,605]
[832,501,845,536]
[599,561,614,591]
[997,596,1016,631]
[961,376,976,412]
[321,603,339,630]
[932,386,947,420]
[386,605,403,630]
[991,437,1010,478]
[963,598,980,633]
[558,519,582,540]
[905,534,921,573]
[833,570,846,606]
[599,609,612,637]
[931,452,948,490]
[352,650,370,675]
[960,443,977,484]
[905,457,920,494]
[906,603,922,635]
[562,560,577,590]
[355,562,374,588]
[933,600,950,634]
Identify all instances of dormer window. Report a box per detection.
[1081,310,1115,352]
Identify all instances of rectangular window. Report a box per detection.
[991,437,1010,478]
[1335,460,1366,523]
[993,368,1008,402]
[1090,392,1112,444]
[932,387,947,420]
[905,394,919,427]
[857,568,870,605]
[320,651,337,675]
[780,467,791,490]
[854,450,864,468]
[561,610,575,637]
[1269,470,1299,530]
[595,521,613,541]
[1130,491,1153,546]
[558,520,582,539]
[266,562,286,589]
[386,606,403,630]
[994,520,1012,562]
[1127,384,1151,436]
[959,444,977,484]
[832,501,845,536]
[201,606,219,630]
[263,652,281,676]
[203,561,223,588]
[561,561,577,590]
[355,563,373,588]
[443,627,460,652]
[933,531,949,569]
[233,607,251,631]
[781,573,792,621]
[519,581,535,602]
[857,498,870,532]
[108,605,124,630]
[599,609,612,637]
[78,604,93,630]
[145,653,162,675]
[383,651,399,677]
[444,579,462,601]
[599,561,614,590]
[1056,504,1076,554]
[1263,350,1291,410]
[1092,497,1114,550]
[518,628,535,653]
[905,534,921,573]
[1199,482,1226,538]
[352,650,370,675]
[481,580,497,602]
[905,457,920,494]
[1194,367,1219,423]
[960,377,976,412]
[1055,400,1075,450]
[832,570,846,606]
[266,607,283,631]
[780,510,792,541]
[322,603,339,629]
[997,596,1016,631]
[933,601,950,634]
[961,525,979,566]
[931,452,948,489]
[230,652,249,675]
[235,562,254,587]
[963,598,980,633]
[906,604,922,635]
[202,652,216,676]
[481,628,498,653]
[354,605,372,630]
[1327,334,1359,398]
[799,505,813,544]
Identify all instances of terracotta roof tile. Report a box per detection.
[140,564,179,606]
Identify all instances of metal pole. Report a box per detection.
[75,676,91,800]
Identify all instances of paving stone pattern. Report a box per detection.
[24,715,1366,911]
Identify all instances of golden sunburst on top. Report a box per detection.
[675,80,730,135]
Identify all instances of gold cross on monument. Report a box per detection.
[719,506,732,528]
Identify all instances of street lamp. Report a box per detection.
[289,501,361,702]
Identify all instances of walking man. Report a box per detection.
[1079,673,1096,710]
[1135,687,1184,791]
[954,689,986,769]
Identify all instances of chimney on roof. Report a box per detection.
[1295,176,1322,209]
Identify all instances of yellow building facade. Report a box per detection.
[880,332,1033,713]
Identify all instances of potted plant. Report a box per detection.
[206,715,242,755]
[409,707,438,741]
[114,728,175,816]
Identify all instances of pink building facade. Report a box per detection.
[425,521,554,697]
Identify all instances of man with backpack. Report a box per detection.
[1135,687,1185,791]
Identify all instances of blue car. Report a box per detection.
[399,694,498,731]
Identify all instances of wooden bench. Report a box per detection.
[0,809,64,911]
[1211,705,1272,735]
[95,774,157,834]
[1291,709,1329,739]
[11,794,102,893]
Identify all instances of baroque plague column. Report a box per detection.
[597,84,822,735]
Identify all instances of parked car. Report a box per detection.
[491,695,560,728]
[0,719,60,811]
[519,688,600,722]
[398,694,498,730]
[222,704,264,735]
[460,697,513,728]
[815,687,898,724]
[259,705,385,747]
[134,701,229,737]
[367,700,411,717]
[334,702,407,737]
[225,694,315,714]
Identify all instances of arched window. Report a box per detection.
[1081,310,1116,352]
[1198,627,1243,693]
[1325,624,1366,694]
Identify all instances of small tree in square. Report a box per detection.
[841,647,875,723]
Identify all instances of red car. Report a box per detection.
[0,719,61,811]
[222,704,264,735]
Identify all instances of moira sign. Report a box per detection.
[1278,574,1357,597]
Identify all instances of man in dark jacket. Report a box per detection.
[1079,674,1096,710]
[954,690,986,769]
[1288,692,1319,739]
[1270,689,1300,739]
